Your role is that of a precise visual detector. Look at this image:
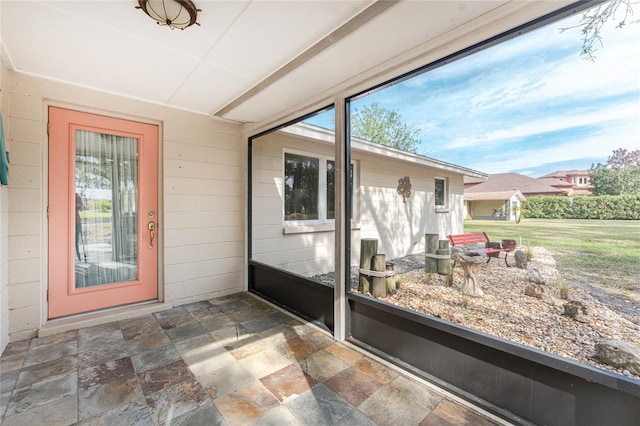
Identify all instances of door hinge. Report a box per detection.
[46,205,49,219]
[46,289,49,301]
[47,122,50,135]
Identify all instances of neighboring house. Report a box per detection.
[464,173,565,221]
[538,170,594,195]
[464,190,525,221]
[252,123,484,276]
[464,173,567,197]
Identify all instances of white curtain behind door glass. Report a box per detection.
[75,130,139,287]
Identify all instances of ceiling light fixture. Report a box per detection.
[136,0,201,30]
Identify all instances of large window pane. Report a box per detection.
[75,131,138,288]
[285,153,319,221]
[346,5,639,380]
[251,110,336,279]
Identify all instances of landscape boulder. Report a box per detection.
[595,340,640,375]
[524,284,545,299]
[514,250,527,269]
[563,300,589,323]
[527,268,545,285]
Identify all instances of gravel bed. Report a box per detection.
[315,247,639,379]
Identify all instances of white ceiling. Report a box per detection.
[1,1,577,126]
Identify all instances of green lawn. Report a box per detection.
[79,210,111,220]
[464,219,640,290]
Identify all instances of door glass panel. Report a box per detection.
[75,130,138,288]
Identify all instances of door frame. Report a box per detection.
[43,103,164,321]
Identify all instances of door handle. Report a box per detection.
[148,221,156,248]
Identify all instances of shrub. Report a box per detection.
[521,194,640,220]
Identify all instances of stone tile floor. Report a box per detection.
[1,293,507,425]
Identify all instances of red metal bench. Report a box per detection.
[447,232,514,266]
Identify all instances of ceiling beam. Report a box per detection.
[214,0,400,118]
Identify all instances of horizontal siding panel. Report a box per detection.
[8,235,40,260]
[252,169,282,184]
[164,210,243,230]
[165,177,243,196]
[252,182,282,199]
[251,196,282,213]
[252,236,334,255]
[165,272,242,302]
[165,126,242,150]
[165,241,244,265]
[165,257,243,284]
[8,258,40,285]
[8,188,41,212]
[7,165,40,189]
[165,141,242,166]
[8,141,41,166]
[7,117,41,144]
[8,305,40,335]
[164,159,242,181]
[165,226,242,247]
[251,155,281,171]
[252,212,282,226]
[164,194,243,212]
[250,224,284,240]
[8,212,40,236]
[8,282,40,309]
[8,93,41,120]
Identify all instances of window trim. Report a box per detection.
[283,148,358,230]
[434,176,449,213]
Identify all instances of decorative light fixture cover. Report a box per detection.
[136,0,200,30]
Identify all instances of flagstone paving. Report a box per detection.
[0,293,507,425]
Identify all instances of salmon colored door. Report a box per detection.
[48,107,158,319]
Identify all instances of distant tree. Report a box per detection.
[589,148,640,195]
[560,0,639,61]
[351,103,422,153]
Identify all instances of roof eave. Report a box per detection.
[280,123,487,178]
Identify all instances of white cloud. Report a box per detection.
[442,102,638,151]
[467,120,639,174]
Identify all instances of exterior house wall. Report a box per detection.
[466,195,521,221]
[467,195,521,221]
[252,131,464,277]
[468,200,506,219]
[1,65,245,345]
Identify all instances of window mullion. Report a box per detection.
[319,157,327,221]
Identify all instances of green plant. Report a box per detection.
[512,204,522,224]
[558,279,570,300]
[461,294,470,308]
[525,241,534,261]
[520,194,640,220]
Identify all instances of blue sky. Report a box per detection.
[305,7,640,177]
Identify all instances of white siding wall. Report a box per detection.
[252,132,336,277]
[251,130,464,277]
[358,154,464,262]
[470,200,507,219]
[2,66,245,343]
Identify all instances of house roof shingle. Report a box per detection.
[538,169,590,179]
[464,190,525,201]
[464,173,567,196]
[537,177,573,188]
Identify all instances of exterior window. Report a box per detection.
[285,152,356,222]
[284,153,319,221]
[435,178,447,209]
